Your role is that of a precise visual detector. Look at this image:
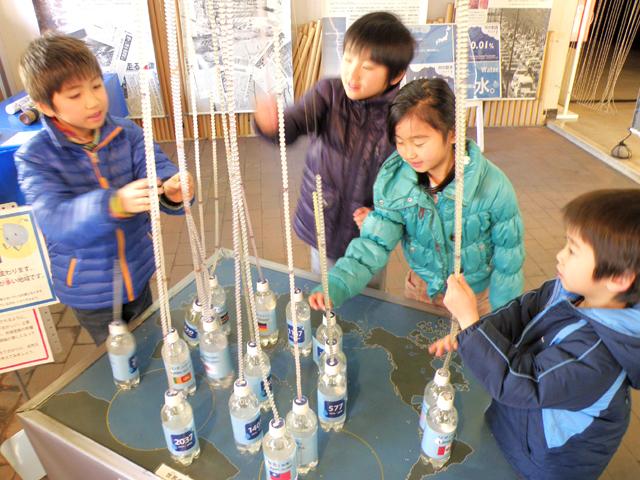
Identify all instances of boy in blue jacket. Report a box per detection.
[431,189,640,479]
[15,34,194,344]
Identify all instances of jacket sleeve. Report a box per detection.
[321,207,404,307]
[16,150,118,248]
[255,79,330,145]
[457,285,621,410]
[128,120,183,216]
[488,177,525,309]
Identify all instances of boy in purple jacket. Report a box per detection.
[255,12,414,283]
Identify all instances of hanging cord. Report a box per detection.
[184,0,207,257]
[218,0,280,422]
[573,0,608,101]
[113,260,123,323]
[267,0,304,401]
[241,188,265,282]
[443,0,470,372]
[164,0,213,324]
[136,0,171,336]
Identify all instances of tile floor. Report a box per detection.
[1,127,639,479]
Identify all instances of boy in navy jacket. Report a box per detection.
[15,34,194,344]
[431,189,640,479]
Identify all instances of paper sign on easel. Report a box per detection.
[0,308,53,373]
[0,206,57,315]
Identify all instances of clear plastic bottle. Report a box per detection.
[286,288,312,356]
[419,368,455,432]
[319,338,348,398]
[255,279,279,347]
[161,389,200,465]
[244,340,272,411]
[313,311,343,365]
[162,328,196,396]
[263,418,298,480]
[183,298,202,347]
[229,379,263,454]
[210,274,231,335]
[421,391,458,469]
[106,321,140,389]
[199,317,234,389]
[317,356,347,432]
[285,396,318,475]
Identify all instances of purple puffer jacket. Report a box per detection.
[259,78,399,259]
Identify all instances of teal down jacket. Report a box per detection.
[323,140,525,310]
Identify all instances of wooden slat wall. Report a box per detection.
[468,100,546,127]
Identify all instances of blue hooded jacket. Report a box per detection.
[457,279,640,479]
[15,115,181,310]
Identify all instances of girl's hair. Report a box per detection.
[387,78,455,144]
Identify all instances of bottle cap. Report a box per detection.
[324,356,339,375]
[165,328,179,344]
[269,418,286,437]
[256,279,270,293]
[202,318,217,333]
[292,396,309,415]
[233,379,250,396]
[247,340,258,356]
[209,274,219,288]
[323,310,336,325]
[108,321,128,336]
[292,288,303,303]
[164,389,183,407]
[191,299,202,312]
[434,368,451,387]
[437,391,454,410]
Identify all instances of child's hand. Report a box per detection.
[428,334,458,357]
[254,95,279,136]
[116,178,161,213]
[163,173,194,204]
[353,207,372,229]
[443,274,480,329]
[309,292,330,311]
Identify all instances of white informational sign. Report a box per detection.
[181,0,294,113]
[322,0,428,26]
[0,308,53,373]
[32,0,164,118]
[0,207,56,314]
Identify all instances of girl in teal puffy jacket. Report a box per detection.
[310,78,525,313]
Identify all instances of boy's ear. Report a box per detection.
[389,70,406,87]
[35,101,55,118]
[607,271,636,294]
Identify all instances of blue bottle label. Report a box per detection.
[294,432,318,468]
[231,411,262,445]
[168,359,195,391]
[265,453,297,480]
[287,323,306,345]
[421,424,454,460]
[162,424,199,456]
[419,398,428,430]
[201,347,232,380]
[183,319,198,340]
[257,309,277,334]
[317,391,346,422]
[108,352,138,381]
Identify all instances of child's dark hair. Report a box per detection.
[344,12,415,83]
[19,33,102,109]
[387,78,455,144]
[563,189,640,305]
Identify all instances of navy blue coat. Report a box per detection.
[15,115,181,310]
[457,279,640,479]
[258,78,399,259]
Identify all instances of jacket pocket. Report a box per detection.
[66,258,77,287]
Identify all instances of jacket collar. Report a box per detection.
[441,140,487,205]
[345,82,400,109]
[42,114,122,151]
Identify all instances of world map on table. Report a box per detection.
[39,257,515,479]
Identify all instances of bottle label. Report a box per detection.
[201,347,232,380]
[295,432,318,468]
[183,319,198,340]
[421,424,454,460]
[317,391,346,422]
[288,323,306,344]
[265,454,297,480]
[214,303,230,325]
[108,352,138,381]
[231,411,262,445]
[419,398,428,430]
[162,424,199,456]
[257,309,277,334]
[168,359,195,390]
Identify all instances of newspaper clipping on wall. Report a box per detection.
[322,0,428,27]
[181,0,294,114]
[32,0,164,117]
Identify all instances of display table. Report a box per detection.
[18,252,514,479]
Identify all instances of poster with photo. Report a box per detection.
[180,0,293,114]
[32,0,164,118]
[468,24,501,99]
